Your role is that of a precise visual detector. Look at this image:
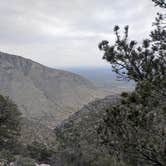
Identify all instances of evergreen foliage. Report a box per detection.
[98,0,166,165]
[14,156,36,166]
[0,95,53,165]
[98,14,166,96]
[27,141,55,164]
[0,95,21,150]
[152,0,166,8]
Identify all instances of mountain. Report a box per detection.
[0,51,109,143]
[53,95,121,165]
[53,90,166,166]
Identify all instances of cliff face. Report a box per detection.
[0,52,109,143]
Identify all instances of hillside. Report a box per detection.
[53,95,121,165]
[0,51,109,143]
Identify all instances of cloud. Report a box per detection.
[0,0,162,67]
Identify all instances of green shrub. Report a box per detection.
[0,150,15,164]
[0,95,21,150]
[27,141,55,163]
[14,156,36,166]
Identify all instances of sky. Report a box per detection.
[0,0,162,68]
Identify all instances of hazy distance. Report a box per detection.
[61,66,135,91]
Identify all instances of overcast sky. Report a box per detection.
[0,0,161,68]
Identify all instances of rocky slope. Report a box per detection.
[53,95,121,165]
[0,51,109,143]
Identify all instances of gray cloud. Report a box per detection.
[0,0,162,67]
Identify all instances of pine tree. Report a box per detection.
[98,1,166,165]
[0,95,21,150]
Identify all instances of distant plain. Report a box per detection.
[63,66,135,92]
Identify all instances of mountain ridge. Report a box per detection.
[0,51,109,144]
